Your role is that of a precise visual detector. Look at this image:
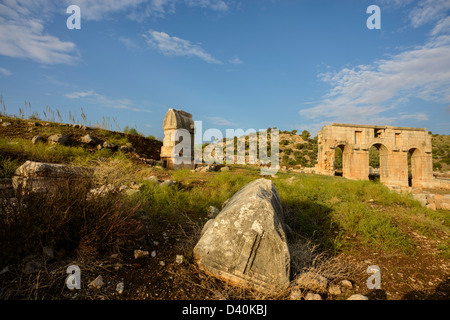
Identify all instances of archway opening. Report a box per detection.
[370,143,389,183]
[368,145,380,181]
[408,148,422,187]
[334,145,344,176]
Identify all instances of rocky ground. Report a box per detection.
[1,212,448,301]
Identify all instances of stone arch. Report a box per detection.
[333,142,350,177]
[316,124,434,188]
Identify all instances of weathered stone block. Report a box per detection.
[12,161,94,194]
[193,178,290,290]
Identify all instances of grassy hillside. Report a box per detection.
[0,115,162,178]
[432,134,450,171]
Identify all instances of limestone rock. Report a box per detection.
[31,135,45,144]
[48,134,69,145]
[102,141,117,151]
[14,161,92,178]
[119,145,134,153]
[160,180,175,187]
[341,280,353,289]
[193,178,290,290]
[81,134,102,146]
[88,275,105,290]
[116,282,124,294]
[175,255,184,264]
[347,294,369,300]
[144,176,159,183]
[289,289,302,300]
[134,249,149,259]
[328,285,341,295]
[87,184,116,199]
[12,161,94,194]
[296,271,328,293]
[305,292,322,300]
[207,206,219,218]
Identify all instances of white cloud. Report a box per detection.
[65,90,150,112]
[431,16,450,35]
[409,0,450,28]
[68,0,148,21]
[300,9,450,126]
[0,68,12,76]
[65,91,96,99]
[143,30,222,64]
[0,1,78,65]
[207,116,234,126]
[68,0,230,21]
[184,0,229,11]
[229,56,243,65]
[118,36,141,50]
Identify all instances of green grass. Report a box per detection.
[0,156,21,178]
[126,168,449,257]
[274,175,448,255]
[0,136,127,168]
[437,240,450,259]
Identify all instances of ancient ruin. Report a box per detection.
[316,123,434,188]
[193,178,291,290]
[160,108,195,169]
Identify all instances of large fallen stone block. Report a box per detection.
[12,161,94,194]
[193,178,290,290]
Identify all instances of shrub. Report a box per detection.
[293,151,303,159]
[123,125,142,136]
[0,178,143,264]
[0,156,21,178]
[301,130,310,140]
[433,162,442,170]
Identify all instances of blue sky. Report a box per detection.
[0,0,449,139]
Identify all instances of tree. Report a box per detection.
[301,130,310,141]
[123,125,140,136]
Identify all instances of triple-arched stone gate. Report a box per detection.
[316,123,434,188]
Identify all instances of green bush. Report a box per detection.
[0,156,21,178]
[301,130,310,140]
[293,150,303,159]
[123,125,143,136]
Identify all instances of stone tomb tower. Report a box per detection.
[316,123,434,188]
[160,108,195,169]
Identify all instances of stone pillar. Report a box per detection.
[344,148,369,181]
[160,109,195,170]
[387,150,409,187]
